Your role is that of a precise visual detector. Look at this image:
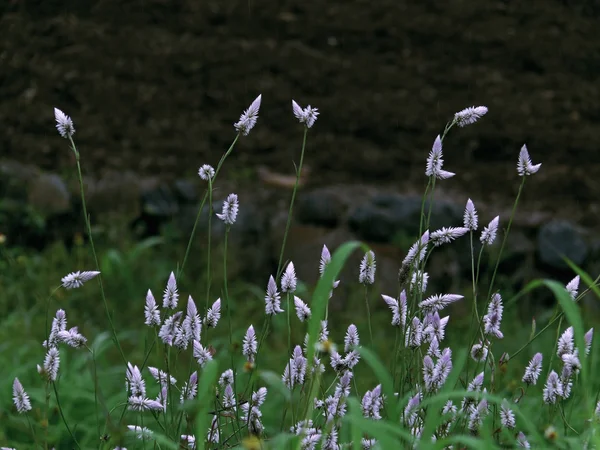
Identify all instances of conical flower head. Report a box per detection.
[281,262,297,293]
[12,378,32,413]
[425,135,455,180]
[565,276,580,301]
[144,289,161,326]
[163,271,178,309]
[61,270,100,289]
[54,107,75,138]
[243,324,258,362]
[464,199,478,231]
[359,250,376,285]
[480,216,499,246]
[234,94,262,135]
[216,193,239,225]
[292,99,319,128]
[265,275,284,315]
[522,353,543,385]
[430,227,469,246]
[517,144,541,176]
[454,106,488,127]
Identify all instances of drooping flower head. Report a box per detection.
[454,106,488,127]
[234,94,262,135]
[463,198,478,231]
[61,271,100,289]
[425,135,455,180]
[292,100,319,128]
[359,250,376,285]
[480,216,499,246]
[430,227,469,246]
[198,164,215,181]
[517,144,541,176]
[54,107,75,138]
[216,193,239,225]
[419,294,463,314]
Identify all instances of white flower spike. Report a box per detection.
[54,107,75,138]
[234,94,262,136]
[292,100,319,128]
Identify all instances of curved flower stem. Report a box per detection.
[276,126,308,279]
[68,136,126,365]
[179,133,240,279]
[52,381,81,449]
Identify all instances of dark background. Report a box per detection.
[2,0,600,227]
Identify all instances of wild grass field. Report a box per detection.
[1,99,599,450]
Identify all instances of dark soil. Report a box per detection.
[2,0,600,228]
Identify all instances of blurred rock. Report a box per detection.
[537,220,588,269]
[348,194,462,243]
[174,179,201,204]
[142,183,179,217]
[296,188,348,227]
[28,173,71,216]
[86,171,142,223]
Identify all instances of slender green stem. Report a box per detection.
[364,285,374,348]
[52,381,80,448]
[286,292,295,426]
[205,177,214,315]
[24,414,40,449]
[68,136,126,364]
[179,133,240,278]
[276,126,308,279]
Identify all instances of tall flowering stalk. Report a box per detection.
[276,100,319,279]
[54,108,126,364]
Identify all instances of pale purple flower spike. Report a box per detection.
[243,324,258,362]
[454,106,488,127]
[294,296,311,322]
[430,227,469,246]
[265,275,284,315]
[565,275,580,301]
[54,107,75,138]
[292,100,319,128]
[281,262,297,293]
[500,399,516,429]
[517,144,541,176]
[480,216,499,246]
[425,135,455,180]
[61,271,100,289]
[522,352,543,385]
[162,271,178,309]
[234,94,262,135]
[359,250,376,285]
[13,378,32,413]
[464,199,478,231]
[216,193,239,225]
[419,293,463,313]
[144,289,161,326]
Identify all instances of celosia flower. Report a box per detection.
[205,298,221,328]
[402,231,429,267]
[464,198,478,231]
[419,293,463,314]
[162,271,178,309]
[522,353,543,385]
[361,385,383,419]
[180,371,198,403]
[359,250,376,285]
[12,378,32,413]
[480,216,499,246]
[562,352,581,375]
[158,311,182,345]
[404,392,421,427]
[430,227,469,246]
[198,164,215,181]
[126,363,146,397]
[234,94,262,135]
[207,415,220,443]
[193,340,213,367]
[292,100,319,128]
[43,347,60,382]
[219,369,234,387]
[281,262,297,293]
[61,270,100,289]
[500,399,516,429]
[127,425,154,440]
[45,309,68,349]
[144,289,161,326]
[148,367,176,388]
[265,275,284,315]
[543,370,562,404]
[470,341,488,362]
[344,324,360,352]
[410,270,429,293]
[467,372,484,392]
[216,193,239,225]
[54,107,75,138]
[405,317,423,348]
[517,144,541,176]
[566,275,580,301]
[425,135,455,179]
[585,328,594,355]
[516,431,530,448]
[454,106,488,127]
[557,326,574,358]
[483,292,504,339]
[222,384,236,409]
[128,395,164,412]
[57,327,87,348]
[294,296,311,321]
[243,325,257,362]
[433,349,452,389]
